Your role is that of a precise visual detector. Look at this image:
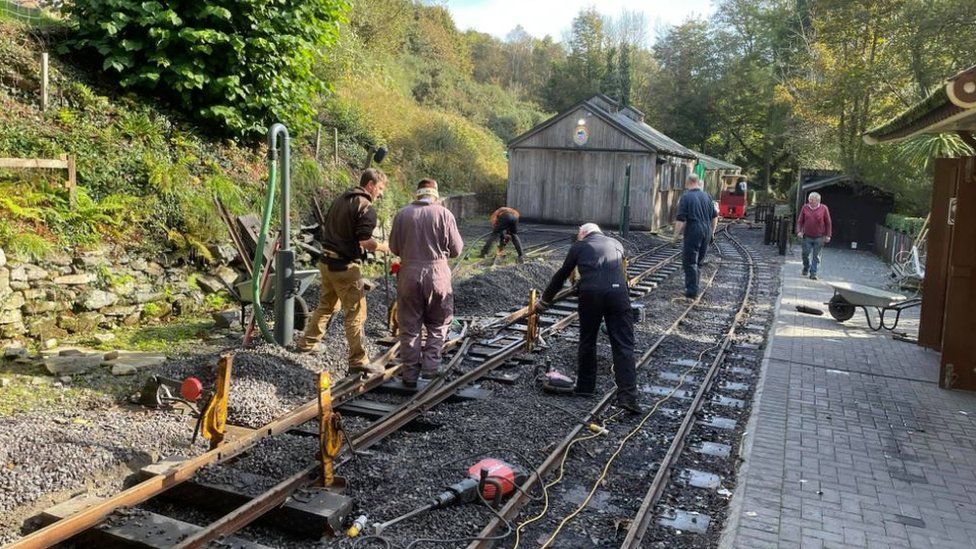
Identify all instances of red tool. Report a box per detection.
[373,458,526,535]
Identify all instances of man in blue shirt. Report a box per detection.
[672,174,718,298]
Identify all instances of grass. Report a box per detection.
[0,360,129,416]
[0,316,218,416]
[85,318,215,353]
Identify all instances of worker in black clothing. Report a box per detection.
[540,223,641,414]
[480,207,524,261]
[672,174,718,298]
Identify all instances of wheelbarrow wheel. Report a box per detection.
[828,294,856,322]
[293,295,310,332]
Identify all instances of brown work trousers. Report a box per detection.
[397,261,453,382]
[297,262,368,367]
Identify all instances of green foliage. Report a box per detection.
[64,0,350,136]
[885,214,926,236]
[897,134,974,170]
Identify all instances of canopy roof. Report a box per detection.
[692,150,740,171]
[864,64,976,144]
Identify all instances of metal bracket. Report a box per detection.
[200,354,232,450]
[526,289,539,351]
[318,372,346,489]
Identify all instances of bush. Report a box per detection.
[64,0,350,137]
[885,214,925,236]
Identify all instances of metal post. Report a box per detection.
[314,125,321,162]
[40,52,48,111]
[269,124,294,346]
[333,128,339,165]
[620,164,632,237]
[778,216,789,255]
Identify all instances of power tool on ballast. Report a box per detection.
[536,358,575,394]
[371,458,526,536]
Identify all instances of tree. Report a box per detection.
[543,8,607,111]
[66,0,350,137]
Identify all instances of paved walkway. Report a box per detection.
[722,247,976,549]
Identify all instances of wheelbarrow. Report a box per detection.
[231,269,319,332]
[824,281,921,331]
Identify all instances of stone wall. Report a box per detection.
[0,246,231,347]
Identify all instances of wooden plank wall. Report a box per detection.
[516,106,646,151]
[508,149,656,228]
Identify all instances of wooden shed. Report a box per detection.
[863,63,976,391]
[692,150,741,197]
[507,94,697,230]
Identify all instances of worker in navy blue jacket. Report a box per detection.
[540,223,641,414]
[672,174,718,298]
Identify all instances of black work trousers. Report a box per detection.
[480,216,523,258]
[682,224,710,297]
[577,289,637,399]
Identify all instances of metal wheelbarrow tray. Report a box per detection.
[232,269,320,331]
[824,281,921,331]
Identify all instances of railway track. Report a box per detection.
[8,236,684,549]
[469,223,769,548]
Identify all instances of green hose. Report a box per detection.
[250,161,277,343]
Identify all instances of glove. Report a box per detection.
[536,299,552,312]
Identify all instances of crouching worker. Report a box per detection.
[540,223,641,414]
[297,168,389,375]
[389,179,464,388]
[480,206,524,261]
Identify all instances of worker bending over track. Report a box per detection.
[389,179,464,388]
[540,223,642,414]
[480,206,524,261]
[297,169,389,374]
[672,174,718,298]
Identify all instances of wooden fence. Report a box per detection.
[874,224,914,265]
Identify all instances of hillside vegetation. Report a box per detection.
[2,0,975,264]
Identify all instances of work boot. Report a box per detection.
[350,361,384,376]
[400,364,421,389]
[801,267,809,276]
[809,273,819,280]
[573,383,596,397]
[616,396,643,415]
[516,256,525,264]
[295,342,326,354]
[420,366,442,381]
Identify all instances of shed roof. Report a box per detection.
[863,64,976,143]
[509,95,698,159]
[692,150,740,171]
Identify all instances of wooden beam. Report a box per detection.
[0,158,69,169]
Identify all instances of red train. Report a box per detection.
[718,175,748,219]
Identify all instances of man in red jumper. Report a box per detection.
[796,191,832,280]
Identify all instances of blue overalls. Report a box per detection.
[676,188,717,297]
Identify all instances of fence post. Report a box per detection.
[778,216,788,255]
[314,125,321,162]
[40,52,49,111]
[333,128,339,165]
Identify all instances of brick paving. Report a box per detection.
[721,247,976,549]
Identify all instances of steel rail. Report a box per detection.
[620,227,756,548]
[466,233,730,549]
[491,242,678,330]
[171,242,683,547]
[173,339,475,549]
[5,344,403,549]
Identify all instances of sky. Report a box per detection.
[445,0,716,43]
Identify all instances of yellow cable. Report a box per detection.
[539,342,719,548]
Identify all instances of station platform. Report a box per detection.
[722,247,976,548]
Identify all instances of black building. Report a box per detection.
[796,174,894,249]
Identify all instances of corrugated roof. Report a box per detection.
[692,150,740,171]
[507,94,699,159]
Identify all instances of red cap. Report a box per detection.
[390,262,400,275]
[180,377,204,402]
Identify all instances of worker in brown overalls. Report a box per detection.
[389,179,464,387]
[297,169,389,374]
[480,206,524,261]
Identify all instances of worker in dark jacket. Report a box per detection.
[297,168,389,374]
[672,174,718,298]
[480,206,524,261]
[540,223,641,414]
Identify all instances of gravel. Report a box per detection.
[0,407,207,538]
